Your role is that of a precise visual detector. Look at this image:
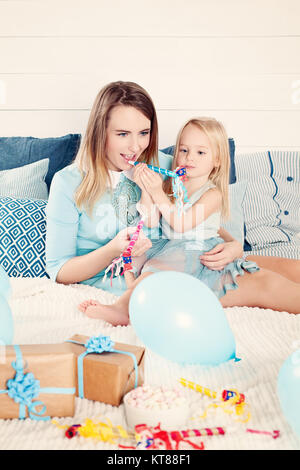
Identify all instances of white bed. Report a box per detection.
[1,276,299,450]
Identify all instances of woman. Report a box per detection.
[45,80,299,311]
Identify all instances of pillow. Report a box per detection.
[235,150,300,250]
[221,181,247,245]
[157,150,173,176]
[0,134,81,191]
[0,158,49,200]
[160,137,236,184]
[0,196,48,278]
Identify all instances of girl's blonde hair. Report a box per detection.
[163,117,230,220]
[74,81,159,215]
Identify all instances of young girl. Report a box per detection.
[78,117,300,324]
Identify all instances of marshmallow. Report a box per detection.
[124,385,190,430]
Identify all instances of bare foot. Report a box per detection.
[78,298,129,326]
[78,299,100,313]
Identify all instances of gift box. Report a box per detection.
[0,343,76,420]
[67,334,145,406]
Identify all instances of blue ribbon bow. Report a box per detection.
[67,335,139,399]
[0,345,75,421]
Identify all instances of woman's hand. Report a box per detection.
[200,240,244,271]
[109,226,152,257]
[132,163,148,193]
[131,229,152,257]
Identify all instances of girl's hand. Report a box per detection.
[140,166,163,193]
[200,240,243,271]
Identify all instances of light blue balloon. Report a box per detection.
[0,265,11,300]
[277,349,300,438]
[0,294,14,345]
[129,271,236,365]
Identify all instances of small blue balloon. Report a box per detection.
[277,349,300,438]
[0,265,11,300]
[129,271,236,366]
[0,294,14,345]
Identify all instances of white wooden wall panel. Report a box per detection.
[0,74,299,110]
[0,0,299,155]
[0,37,299,74]
[1,110,300,152]
[0,0,299,37]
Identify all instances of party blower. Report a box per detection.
[128,160,189,213]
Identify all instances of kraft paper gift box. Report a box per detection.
[67,334,145,406]
[0,343,76,420]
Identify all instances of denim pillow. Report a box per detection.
[0,158,49,200]
[160,137,236,184]
[0,134,81,191]
[0,196,48,278]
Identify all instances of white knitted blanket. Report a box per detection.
[1,277,299,450]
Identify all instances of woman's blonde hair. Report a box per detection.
[74,81,159,215]
[163,117,230,220]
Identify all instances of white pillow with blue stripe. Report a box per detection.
[0,158,49,200]
[235,150,300,257]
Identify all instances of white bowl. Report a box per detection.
[123,386,190,431]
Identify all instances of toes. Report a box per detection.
[78,299,99,312]
[85,306,100,319]
[78,300,89,312]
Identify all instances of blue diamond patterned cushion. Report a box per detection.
[0,196,49,278]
